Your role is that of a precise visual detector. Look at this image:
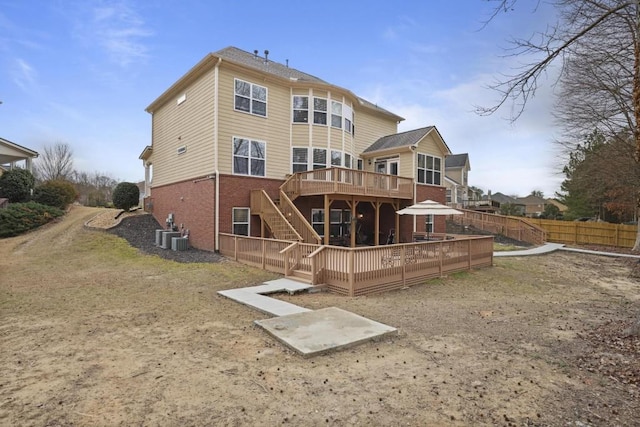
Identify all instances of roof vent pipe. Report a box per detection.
[253,49,258,59]
[264,49,269,63]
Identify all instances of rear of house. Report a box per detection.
[141,47,452,251]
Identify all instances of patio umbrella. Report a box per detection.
[396,199,462,240]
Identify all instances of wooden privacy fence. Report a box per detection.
[528,219,638,248]
[219,233,494,297]
[451,210,546,245]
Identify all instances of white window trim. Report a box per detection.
[417,153,443,186]
[232,136,267,177]
[313,97,328,126]
[232,207,250,236]
[292,147,308,173]
[234,78,267,117]
[292,95,309,123]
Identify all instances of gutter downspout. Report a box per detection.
[214,57,222,252]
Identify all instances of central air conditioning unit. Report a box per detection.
[155,229,165,246]
[171,237,189,251]
[161,231,181,249]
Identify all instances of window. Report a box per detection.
[234,79,267,117]
[233,208,250,236]
[425,215,434,233]
[313,97,327,125]
[344,153,352,169]
[357,159,364,170]
[311,208,351,237]
[417,153,442,185]
[233,137,266,176]
[292,147,308,173]
[331,101,342,128]
[313,148,327,169]
[344,105,353,133]
[292,96,308,123]
[331,150,342,167]
[446,189,452,203]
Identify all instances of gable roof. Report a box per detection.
[214,46,328,84]
[488,192,521,205]
[146,46,404,121]
[516,195,547,205]
[445,153,470,169]
[0,137,39,165]
[362,126,451,156]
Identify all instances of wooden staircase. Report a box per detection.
[250,190,302,242]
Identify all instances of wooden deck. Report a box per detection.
[281,167,414,200]
[219,234,494,296]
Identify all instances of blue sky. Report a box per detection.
[1,0,563,197]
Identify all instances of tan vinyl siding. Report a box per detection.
[150,68,215,187]
[354,109,398,155]
[217,67,291,179]
[416,131,443,155]
[398,151,416,178]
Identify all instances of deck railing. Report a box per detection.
[219,233,493,296]
[451,209,546,245]
[281,167,414,201]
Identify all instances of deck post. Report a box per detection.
[348,250,355,297]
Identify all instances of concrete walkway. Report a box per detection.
[494,242,640,259]
[218,278,313,317]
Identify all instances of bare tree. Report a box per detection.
[35,142,74,182]
[481,0,640,250]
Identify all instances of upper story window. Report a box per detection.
[417,153,442,185]
[292,96,308,123]
[233,137,266,176]
[235,79,267,117]
[344,153,352,169]
[331,101,342,128]
[314,98,327,125]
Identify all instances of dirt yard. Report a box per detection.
[1,206,639,426]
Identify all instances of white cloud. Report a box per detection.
[12,58,37,91]
[73,0,153,67]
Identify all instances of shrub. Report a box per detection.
[32,180,79,209]
[0,168,35,203]
[112,182,140,211]
[0,202,64,237]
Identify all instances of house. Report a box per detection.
[0,137,38,176]
[546,198,568,215]
[141,47,452,251]
[444,153,470,207]
[516,195,548,217]
[484,191,525,215]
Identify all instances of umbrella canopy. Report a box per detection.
[396,199,463,216]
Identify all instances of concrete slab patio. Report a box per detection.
[218,278,397,357]
[255,307,398,358]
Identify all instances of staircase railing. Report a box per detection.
[452,209,546,245]
[279,190,322,244]
[250,190,302,242]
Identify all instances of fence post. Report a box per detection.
[615,225,620,247]
[234,236,238,261]
[261,239,266,270]
[439,241,443,277]
[467,239,472,270]
[348,250,355,297]
[401,245,406,287]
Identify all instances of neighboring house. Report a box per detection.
[0,137,38,175]
[484,191,525,215]
[141,47,451,251]
[516,195,547,217]
[546,198,568,215]
[444,153,470,207]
